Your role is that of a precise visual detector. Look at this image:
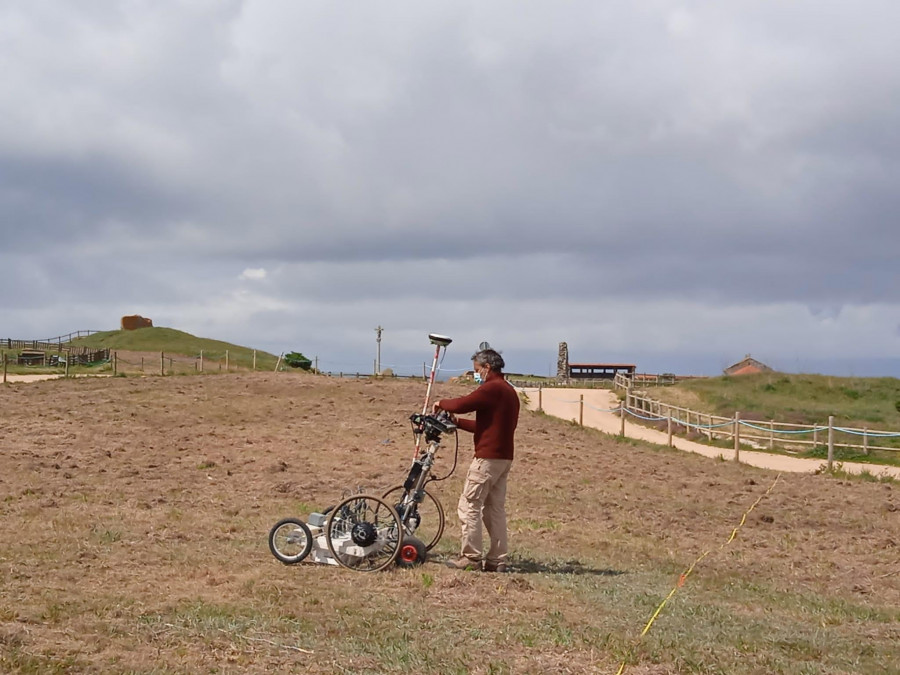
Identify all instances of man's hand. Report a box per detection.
[432,402,458,423]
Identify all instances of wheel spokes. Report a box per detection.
[382,485,445,551]
[325,495,402,572]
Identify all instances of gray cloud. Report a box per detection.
[2,1,899,375]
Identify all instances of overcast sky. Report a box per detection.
[2,1,898,377]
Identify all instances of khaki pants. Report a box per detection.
[458,457,513,565]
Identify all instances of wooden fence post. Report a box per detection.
[200,350,204,373]
[863,427,869,455]
[253,350,257,370]
[160,352,165,376]
[734,411,741,462]
[827,415,834,470]
[769,420,775,450]
[667,413,673,447]
[113,351,117,376]
[579,394,584,426]
[620,401,626,436]
[2,352,6,383]
[538,385,542,413]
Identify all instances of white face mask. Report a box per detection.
[474,371,483,384]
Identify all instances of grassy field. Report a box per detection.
[72,327,282,372]
[2,328,283,376]
[1,373,898,673]
[637,373,900,467]
[652,373,900,429]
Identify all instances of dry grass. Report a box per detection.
[1,374,898,673]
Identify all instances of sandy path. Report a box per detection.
[518,386,900,479]
[2,374,68,382]
[2,374,113,383]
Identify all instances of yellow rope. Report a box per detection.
[615,473,781,674]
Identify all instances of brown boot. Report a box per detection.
[446,556,479,571]
[482,561,508,573]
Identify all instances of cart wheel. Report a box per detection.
[396,536,427,568]
[382,485,445,551]
[325,494,402,572]
[268,518,313,564]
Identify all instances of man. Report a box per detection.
[433,348,519,572]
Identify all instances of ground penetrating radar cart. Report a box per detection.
[267,333,459,572]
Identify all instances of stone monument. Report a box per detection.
[557,342,569,382]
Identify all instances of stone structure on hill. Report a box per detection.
[121,315,153,330]
[724,354,773,376]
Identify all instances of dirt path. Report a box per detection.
[518,387,900,479]
[2,374,111,383]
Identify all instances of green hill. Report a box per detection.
[653,372,900,429]
[71,327,281,371]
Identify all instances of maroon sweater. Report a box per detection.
[438,371,520,460]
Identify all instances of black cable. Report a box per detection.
[428,429,459,483]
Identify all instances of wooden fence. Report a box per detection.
[37,330,103,343]
[612,375,900,466]
[63,348,110,365]
[111,350,250,376]
[3,331,103,351]
[2,346,110,365]
[613,372,703,389]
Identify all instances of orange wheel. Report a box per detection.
[396,536,427,567]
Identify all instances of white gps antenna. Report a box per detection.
[429,333,452,347]
[421,333,452,418]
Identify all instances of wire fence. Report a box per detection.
[110,350,276,376]
[507,378,616,390]
[321,371,425,381]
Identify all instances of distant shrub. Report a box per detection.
[283,352,312,370]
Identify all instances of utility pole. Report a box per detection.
[375,326,383,375]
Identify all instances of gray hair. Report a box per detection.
[471,349,505,372]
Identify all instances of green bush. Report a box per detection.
[283,352,312,370]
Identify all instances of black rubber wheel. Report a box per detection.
[268,518,313,564]
[325,494,402,572]
[396,536,427,568]
[382,485,445,551]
